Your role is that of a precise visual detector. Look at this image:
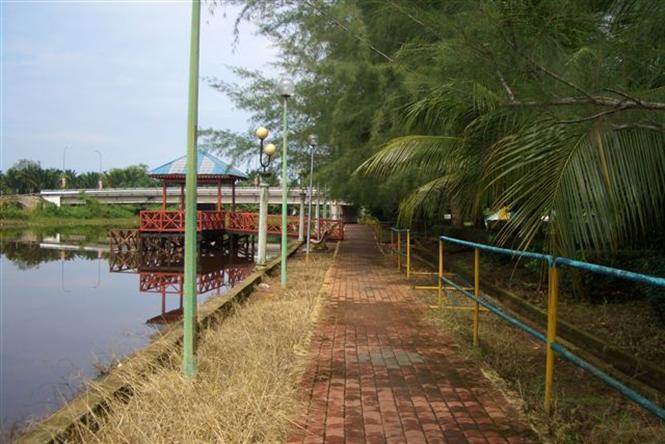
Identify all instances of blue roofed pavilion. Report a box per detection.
[147,149,248,213]
[149,148,248,183]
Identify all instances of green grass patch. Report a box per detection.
[1,196,142,228]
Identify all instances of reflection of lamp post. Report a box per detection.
[277,77,294,288]
[305,134,317,259]
[255,126,276,268]
[93,149,103,190]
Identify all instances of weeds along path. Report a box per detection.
[69,249,334,443]
[288,225,537,443]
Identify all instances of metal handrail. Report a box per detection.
[378,223,665,420]
[437,234,665,420]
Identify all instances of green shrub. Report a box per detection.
[32,197,135,220]
[0,203,29,220]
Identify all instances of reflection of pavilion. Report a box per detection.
[109,249,254,325]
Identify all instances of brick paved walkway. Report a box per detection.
[288,225,537,444]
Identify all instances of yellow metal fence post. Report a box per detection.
[544,265,559,414]
[473,248,480,347]
[406,229,411,279]
[438,239,443,308]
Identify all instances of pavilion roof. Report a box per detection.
[148,149,248,182]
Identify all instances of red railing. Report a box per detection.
[318,218,345,241]
[139,210,225,232]
[139,266,254,295]
[225,212,344,241]
[139,210,344,240]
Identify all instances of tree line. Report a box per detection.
[209,0,664,258]
[0,159,157,194]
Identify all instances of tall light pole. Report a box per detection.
[182,0,201,379]
[61,146,69,189]
[277,78,294,288]
[255,126,276,268]
[93,149,103,190]
[305,134,317,260]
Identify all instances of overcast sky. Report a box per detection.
[1,0,278,173]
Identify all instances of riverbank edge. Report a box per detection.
[0,217,137,229]
[16,241,302,444]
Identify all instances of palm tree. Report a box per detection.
[357,0,665,258]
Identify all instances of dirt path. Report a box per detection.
[288,225,537,443]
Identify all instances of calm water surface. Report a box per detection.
[0,228,257,435]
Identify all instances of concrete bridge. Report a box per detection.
[40,187,351,219]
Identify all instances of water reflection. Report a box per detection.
[109,249,255,325]
[0,229,256,436]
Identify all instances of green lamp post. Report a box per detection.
[277,77,294,288]
[182,0,201,378]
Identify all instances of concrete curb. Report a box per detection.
[17,241,302,444]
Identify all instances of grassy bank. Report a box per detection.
[58,250,333,443]
[1,196,139,229]
[0,217,136,229]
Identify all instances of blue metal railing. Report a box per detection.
[439,234,665,421]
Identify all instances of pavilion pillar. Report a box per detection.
[162,182,167,210]
[180,183,185,210]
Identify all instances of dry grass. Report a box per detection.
[68,250,333,443]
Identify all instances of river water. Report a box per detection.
[0,227,259,436]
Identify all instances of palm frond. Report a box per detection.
[483,119,665,255]
[397,175,456,226]
[354,135,460,178]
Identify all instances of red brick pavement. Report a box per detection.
[288,225,537,444]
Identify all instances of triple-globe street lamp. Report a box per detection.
[255,127,276,267]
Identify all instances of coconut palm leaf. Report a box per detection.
[397,175,457,226]
[483,119,665,256]
[354,135,460,178]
